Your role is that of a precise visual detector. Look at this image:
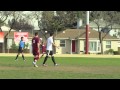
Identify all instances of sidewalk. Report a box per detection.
[0,53,120,58]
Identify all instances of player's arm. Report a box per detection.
[51,38,59,49]
[37,39,40,52]
[37,42,40,52]
[52,43,59,49]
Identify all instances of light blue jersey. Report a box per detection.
[19,40,25,48]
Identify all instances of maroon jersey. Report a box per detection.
[42,44,46,53]
[32,37,40,52]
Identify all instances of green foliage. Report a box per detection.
[104,49,114,54]
[39,11,85,32]
[113,51,119,55]
[108,49,114,53]
[11,43,18,49]
[25,43,29,49]
[8,19,34,31]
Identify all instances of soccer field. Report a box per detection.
[0,56,120,79]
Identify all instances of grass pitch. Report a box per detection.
[0,56,120,79]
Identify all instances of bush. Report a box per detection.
[104,49,114,54]
[25,43,29,49]
[108,49,114,53]
[113,51,119,55]
[11,43,19,49]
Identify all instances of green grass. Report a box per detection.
[0,56,120,79]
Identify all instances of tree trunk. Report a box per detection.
[97,25,104,54]
[99,32,103,54]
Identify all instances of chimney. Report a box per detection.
[77,19,82,29]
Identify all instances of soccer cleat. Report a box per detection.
[43,64,47,67]
[34,64,38,67]
[33,62,38,67]
[15,59,18,61]
[33,62,35,65]
[54,64,58,66]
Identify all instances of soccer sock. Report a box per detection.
[35,60,37,63]
[51,56,56,65]
[34,58,36,62]
[15,55,19,60]
[33,58,37,65]
[43,56,48,64]
[22,55,25,60]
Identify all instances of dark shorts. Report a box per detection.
[18,47,23,53]
[46,50,53,56]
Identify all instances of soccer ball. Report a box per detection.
[45,31,47,33]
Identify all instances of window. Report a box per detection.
[106,41,111,48]
[89,41,97,51]
[60,40,65,47]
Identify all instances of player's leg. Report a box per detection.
[21,49,26,61]
[15,49,20,61]
[32,51,37,67]
[33,55,38,67]
[33,52,40,67]
[50,51,58,66]
[42,50,49,66]
[21,52,25,61]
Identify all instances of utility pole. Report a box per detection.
[85,11,89,54]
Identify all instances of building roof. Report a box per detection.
[55,29,118,40]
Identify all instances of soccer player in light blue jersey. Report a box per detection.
[15,37,26,61]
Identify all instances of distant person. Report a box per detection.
[32,32,41,67]
[15,37,26,61]
[40,41,46,58]
[42,32,59,66]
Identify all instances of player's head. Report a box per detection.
[21,37,24,41]
[50,32,54,37]
[35,32,38,37]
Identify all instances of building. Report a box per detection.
[54,29,119,54]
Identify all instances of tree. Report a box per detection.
[2,11,24,53]
[32,11,48,40]
[8,18,34,31]
[102,11,120,38]
[90,11,120,54]
[90,11,105,54]
[0,11,11,31]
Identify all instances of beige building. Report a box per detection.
[54,29,119,54]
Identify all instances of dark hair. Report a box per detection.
[21,37,23,39]
[35,32,38,36]
[50,32,54,36]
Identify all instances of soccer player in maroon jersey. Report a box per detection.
[32,32,41,67]
[40,41,46,58]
